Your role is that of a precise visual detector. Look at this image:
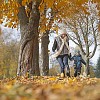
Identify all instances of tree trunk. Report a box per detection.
[86,57,90,75]
[17,0,41,76]
[17,30,40,76]
[85,35,90,76]
[41,30,49,75]
[31,34,40,75]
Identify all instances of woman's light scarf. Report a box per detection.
[51,36,69,58]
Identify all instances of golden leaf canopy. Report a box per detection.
[0,0,99,29]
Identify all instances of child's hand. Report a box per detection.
[68,53,71,57]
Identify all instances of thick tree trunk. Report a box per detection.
[31,34,40,75]
[17,29,40,76]
[17,0,41,76]
[41,30,49,75]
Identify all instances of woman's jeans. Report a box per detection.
[56,54,70,76]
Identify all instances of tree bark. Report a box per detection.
[86,58,90,75]
[17,0,41,76]
[31,34,40,75]
[41,30,49,75]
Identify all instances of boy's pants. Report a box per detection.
[74,67,81,77]
[56,54,70,76]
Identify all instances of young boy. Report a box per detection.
[70,50,86,77]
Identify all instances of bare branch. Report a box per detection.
[90,18,97,58]
[77,18,87,44]
[68,35,79,45]
[66,18,86,55]
[88,40,94,47]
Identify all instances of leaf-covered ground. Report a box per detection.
[0,76,100,100]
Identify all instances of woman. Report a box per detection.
[52,30,70,77]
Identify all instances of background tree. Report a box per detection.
[0,0,42,76]
[65,2,99,75]
[39,0,90,75]
[95,56,100,78]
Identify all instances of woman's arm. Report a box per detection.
[52,38,57,52]
[68,53,72,60]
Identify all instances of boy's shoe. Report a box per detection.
[66,72,70,77]
[61,73,65,78]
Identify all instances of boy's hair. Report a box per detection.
[75,50,80,54]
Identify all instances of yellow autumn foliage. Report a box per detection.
[0,0,99,30]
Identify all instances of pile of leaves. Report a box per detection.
[0,76,100,100]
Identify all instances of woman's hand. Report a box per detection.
[63,36,67,42]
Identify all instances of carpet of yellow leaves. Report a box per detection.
[0,76,100,100]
